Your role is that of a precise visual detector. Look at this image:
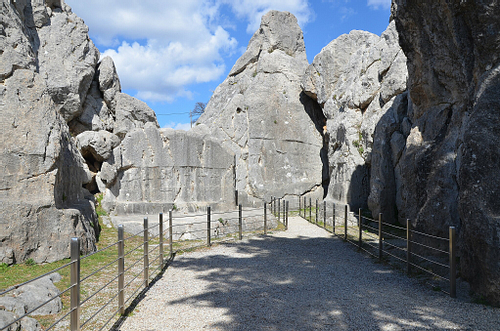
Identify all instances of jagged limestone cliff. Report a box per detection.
[198,11,327,205]
[302,21,408,221]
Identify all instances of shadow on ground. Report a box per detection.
[160,233,494,330]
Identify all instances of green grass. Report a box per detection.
[1,199,287,329]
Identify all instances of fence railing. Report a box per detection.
[0,203,285,331]
[298,197,457,298]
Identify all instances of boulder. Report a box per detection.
[198,11,326,205]
[393,0,500,305]
[76,130,120,162]
[0,310,40,331]
[302,21,408,215]
[0,273,61,331]
[113,93,159,139]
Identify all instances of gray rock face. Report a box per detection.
[76,130,120,162]
[302,21,408,215]
[36,2,99,122]
[113,92,159,138]
[199,11,325,205]
[0,1,98,264]
[393,0,500,305]
[97,56,121,108]
[101,124,236,214]
[0,273,61,331]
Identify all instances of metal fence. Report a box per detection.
[0,204,283,331]
[298,197,457,298]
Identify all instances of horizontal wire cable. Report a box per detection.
[0,260,73,295]
[409,262,449,281]
[410,252,450,269]
[81,241,120,261]
[381,222,407,231]
[81,257,120,284]
[411,229,449,241]
[80,274,120,307]
[409,239,449,255]
[383,240,407,252]
[44,307,75,331]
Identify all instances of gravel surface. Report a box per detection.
[117,216,500,330]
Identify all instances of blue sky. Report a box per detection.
[65,0,391,130]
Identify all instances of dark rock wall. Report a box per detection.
[393,0,500,305]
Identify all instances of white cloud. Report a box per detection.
[163,122,192,131]
[220,0,312,33]
[367,0,391,10]
[65,0,312,103]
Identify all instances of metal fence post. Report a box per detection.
[169,210,173,258]
[144,217,149,287]
[70,237,80,331]
[358,208,363,249]
[272,196,275,215]
[407,219,411,275]
[333,203,336,235]
[118,226,125,316]
[378,213,383,261]
[235,190,238,207]
[299,196,302,217]
[309,198,312,222]
[450,226,456,298]
[264,202,267,235]
[304,197,306,219]
[344,205,348,241]
[285,200,289,230]
[159,213,163,268]
[278,198,281,224]
[207,206,211,247]
[323,201,326,229]
[239,204,243,240]
[316,199,318,225]
[283,200,286,226]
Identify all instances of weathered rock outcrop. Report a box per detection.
[101,124,235,214]
[1,0,99,264]
[393,0,500,305]
[198,11,326,205]
[302,21,408,218]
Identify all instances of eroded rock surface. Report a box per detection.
[101,124,236,214]
[302,21,408,217]
[393,0,500,305]
[198,11,326,205]
[0,1,98,264]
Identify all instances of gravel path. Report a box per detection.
[117,216,500,330]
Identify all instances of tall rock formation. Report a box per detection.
[0,0,99,264]
[393,0,500,305]
[302,21,408,218]
[198,11,326,205]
